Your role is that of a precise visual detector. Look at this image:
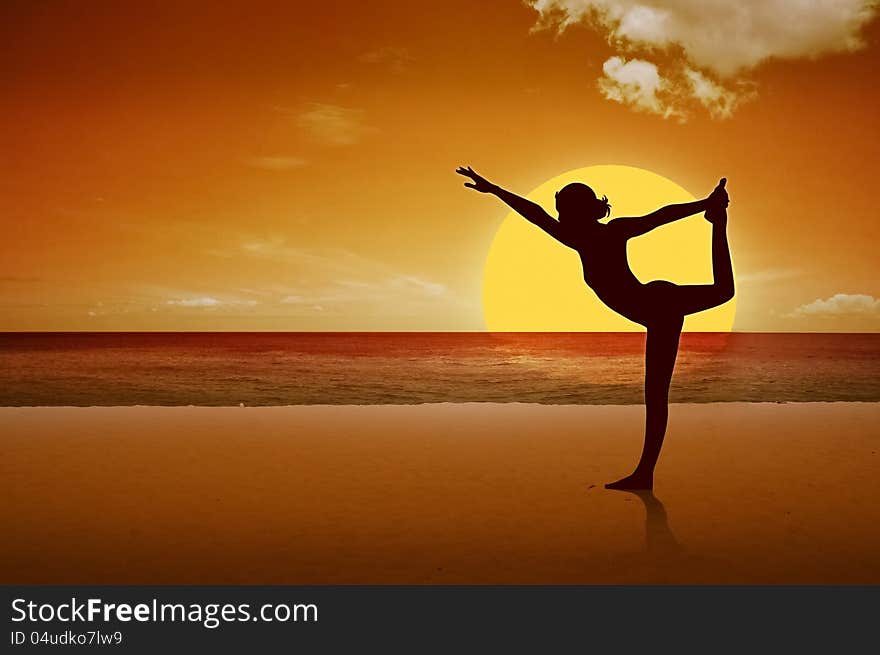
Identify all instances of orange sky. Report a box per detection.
[2,0,879,331]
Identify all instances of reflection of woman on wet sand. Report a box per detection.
[458,166,733,490]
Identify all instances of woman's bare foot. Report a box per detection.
[605,472,653,491]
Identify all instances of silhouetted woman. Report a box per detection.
[457,166,733,490]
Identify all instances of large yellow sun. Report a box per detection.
[483,165,736,331]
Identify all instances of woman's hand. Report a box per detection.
[456,166,496,193]
[705,178,729,225]
[707,177,729,209]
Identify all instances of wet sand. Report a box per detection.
[3,403,879,584]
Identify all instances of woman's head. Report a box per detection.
[555,182,611,222]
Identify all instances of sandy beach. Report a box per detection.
[3,403,879,584]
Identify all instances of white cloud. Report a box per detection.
[166,297,258,308]
[598,56,680,118]
[184,230,462,320]
[167,297,222,307]
[788,293,880,317]
[359,47,412,71]
[393,275,447,297]
[245,156,307,171]
[684,68,752,119]
[738,268,802,285]
[339,275,447,299]
[597,57,749,120]
[529,0,877,118]
[281,276,448,307]
[219,238,452,313]
[232,238,379,277]
[297,103,371,146]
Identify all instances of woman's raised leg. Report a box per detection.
[606,316,683,491]
[671,207,734,316]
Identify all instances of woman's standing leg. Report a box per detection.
[606,316,683,490]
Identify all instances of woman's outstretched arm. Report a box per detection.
[609,198,710,239]
[610,178,727,239]
[456,166,566,243]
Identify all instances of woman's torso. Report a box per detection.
[567,224,647,323]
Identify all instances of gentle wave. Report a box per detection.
[1,332,878,406]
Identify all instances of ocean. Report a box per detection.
[0,332,877,406]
